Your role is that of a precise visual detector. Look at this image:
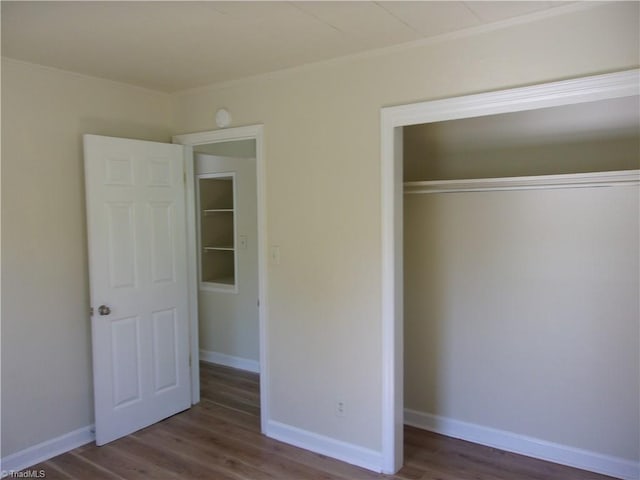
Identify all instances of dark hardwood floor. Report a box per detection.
[25,362,616,479]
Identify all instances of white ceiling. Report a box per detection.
[2,1,574,93]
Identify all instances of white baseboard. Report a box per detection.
[404,409,639,480]
[199,349,260,373]
[0,425,95,474]
[266,420,383,473]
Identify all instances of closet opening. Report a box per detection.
[380,70,639,477]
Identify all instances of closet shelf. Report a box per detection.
[203,246,234,252]
[203,208,234,214]
[204,276,234,286]
[403,170,640,195]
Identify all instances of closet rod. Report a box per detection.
[404,170,640,195]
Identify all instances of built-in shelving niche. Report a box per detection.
[197,173,237,292]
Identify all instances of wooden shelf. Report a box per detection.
[203,209,233,214]
[207,276,234,286]
[404,170,640,195]
[198,174,237,292]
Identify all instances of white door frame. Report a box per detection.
[173,125,268,433]
[379,69,639,473]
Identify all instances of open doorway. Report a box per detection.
[194,140,259,373]
[173,125,268,434]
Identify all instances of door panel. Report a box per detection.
[149,202,176,283]
[152,308,179,392]
[106,202,136,288]
[111,315,141,407]
[84,134,191,445]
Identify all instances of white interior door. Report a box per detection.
[84,134,191,445]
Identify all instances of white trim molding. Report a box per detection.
[173,125,262,146]
[384,69,639,128]
[200,349,260,373]
[0,425,95,475]
[380,69,640,474]
[266,420,383,473]
[404,170,640,195]
[405,409,639,480]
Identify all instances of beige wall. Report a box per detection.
[172,2,639,455]
[404,186,640,460]
[1,58,172,457]
[1,0,638,466]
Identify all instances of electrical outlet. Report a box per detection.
[335,400,346,418]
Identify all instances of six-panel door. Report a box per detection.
[84,134,191,445]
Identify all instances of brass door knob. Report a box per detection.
[98,305,111,316]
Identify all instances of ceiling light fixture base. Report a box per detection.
[215,108,231,128]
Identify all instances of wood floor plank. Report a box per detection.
[133,422,284,480]
[166,402,388,480]
[197,397,262,431]
[24,462,73,480]
[200,366,259,389]
[26,362,618,480]
[43,452,124,480]
[200,361,259,381]
[404,427,617,480]
[111,434,240,480]
[200,384,261,414]
[159,414,355,480]
[200,371,260,413]
[199,377,259,397]
[73,442,183,480]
